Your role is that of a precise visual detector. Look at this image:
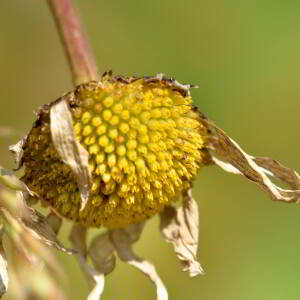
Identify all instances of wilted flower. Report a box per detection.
[7,72,300,299]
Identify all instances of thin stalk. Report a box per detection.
[47,0,99,85]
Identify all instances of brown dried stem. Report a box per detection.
[47,0,99,85]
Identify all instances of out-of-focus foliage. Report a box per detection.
[1,1,300,299]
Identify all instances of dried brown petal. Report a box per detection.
[0,228,8,298]
[110,224,168,300]
[46,212,63,235]
[21,205,74,255]
[160,189,203,277]
[0,186,72,255]
[202,118,300,203]
[89,233,116,275]
[50,99,92,210]
[253,157,300,190]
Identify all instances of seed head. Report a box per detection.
[21,74,207,228]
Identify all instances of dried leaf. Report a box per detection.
[110,224,168,300]
[50,99,92,210]
[202,118,300,203]
[160,189,203,277]
[0,228,8,298]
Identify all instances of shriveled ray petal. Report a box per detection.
[160,189,203,277]
[88,232,116,275]
[253,157,300,190]
[0,228,8,297]
[87,273,105,300]
[9,136,26,169]
[0,189,73,255]
[21,205,74,254]
[202,118,300,203]
[110,224,168,300]
[70,225,107,300]
[69,223,87,256]
[50,99,92,210]
[0,166,34,196]
[46,212,63,235]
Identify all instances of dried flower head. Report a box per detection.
[21,73,207,228]
[7,73,300,300]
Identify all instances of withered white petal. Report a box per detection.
[110,224,168,300]
[87,273,105,300]
[203,119,300,203]
[9,137,26,169]
[50,99,92,210]
[160,189,203,277]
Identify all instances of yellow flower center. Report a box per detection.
[21,75,207,228]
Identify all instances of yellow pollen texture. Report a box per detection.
[21,76,207,228]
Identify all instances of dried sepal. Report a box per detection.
[110,224,168,300]
[160,189,203,277]
[202,118,300,203]
[50,98,92,210]
[0,228,8,298]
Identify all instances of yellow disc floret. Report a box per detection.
[21,74,207,228]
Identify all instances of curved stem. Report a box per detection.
[47,0,99,85]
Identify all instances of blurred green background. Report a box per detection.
[1,0,300,299]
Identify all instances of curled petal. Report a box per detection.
[86,273,105,300]
[110,224,168,300]
[9,137,26,169]
[160,189,203,277]
[21,204,74,254]
[50,98,92,210]
[70,225,111,300]
[202,118,300,203]
[253,157,300,190]
[89,233,116,275]
[0,228,8,297]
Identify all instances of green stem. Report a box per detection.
[47,0,99,85]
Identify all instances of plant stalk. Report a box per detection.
[47,0,99,85]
